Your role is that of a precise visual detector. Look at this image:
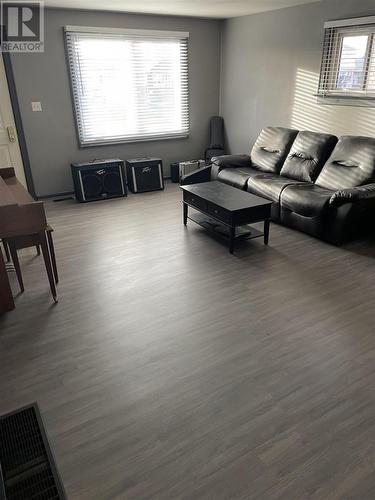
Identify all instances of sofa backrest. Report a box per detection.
[315,135,375,190]
[250,127,298,174]
[280,130,337,183]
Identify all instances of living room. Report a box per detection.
[1,0,375,498]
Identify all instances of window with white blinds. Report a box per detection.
[317,16,375,102]
[65,26,189,147]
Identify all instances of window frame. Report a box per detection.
[317,16,375,105]
[64,26,190,148]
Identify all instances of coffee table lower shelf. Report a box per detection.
[187,211,264,246]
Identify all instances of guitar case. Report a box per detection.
[205,116,226,163]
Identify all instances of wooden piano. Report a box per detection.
[0,167,56,313]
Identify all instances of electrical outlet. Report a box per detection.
[31,101,42,112]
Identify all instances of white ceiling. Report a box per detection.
[44,0,321,19]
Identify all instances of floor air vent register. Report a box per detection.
[0,403,66,500]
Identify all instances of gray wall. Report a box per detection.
[11,9,221,197]
[220,0,375,155]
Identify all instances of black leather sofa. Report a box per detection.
[181,126,375,244]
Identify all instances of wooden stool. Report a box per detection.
[5,226,58,302]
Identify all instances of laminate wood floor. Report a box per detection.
[1,182,375,500]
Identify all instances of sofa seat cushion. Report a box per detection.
[280,130,337,182]
[250,127,298,174]
[316,135,375,190]
[217,167,260,189]
[247,174,305,202]
[281,184,334,218]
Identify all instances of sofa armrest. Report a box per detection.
[211,154,251,169]
[180,165,212,185]
[329,183,375,206]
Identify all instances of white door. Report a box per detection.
[0,54,26,187]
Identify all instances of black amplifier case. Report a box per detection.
[126,157,164,193]
[71,159,127,202]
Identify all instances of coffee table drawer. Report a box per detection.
[206,202,232,224]
[184,192,207,211]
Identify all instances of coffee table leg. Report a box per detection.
[229,226,235,254]
[183,202,188,226]
[264,219,270,245]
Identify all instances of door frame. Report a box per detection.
[1,51,36,199]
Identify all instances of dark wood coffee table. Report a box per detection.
[181,181,272,253]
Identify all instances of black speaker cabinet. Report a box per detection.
[126,157,164,193]
[170,162,179,183]
[71,159,127,202]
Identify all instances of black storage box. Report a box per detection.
[126,157,164,193]
[71,158,127,202]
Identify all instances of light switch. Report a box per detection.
[31,101,42,112]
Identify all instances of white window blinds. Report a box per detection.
[317,16,375,101]
[65,27,189,147]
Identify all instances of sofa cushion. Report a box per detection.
[281,184,334,218]
[247,173,305,202]
[217,167,260,190]
[280,130,337,182]
[316,135,375,190]
[250,127,298,173]
[280,184,335,238]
